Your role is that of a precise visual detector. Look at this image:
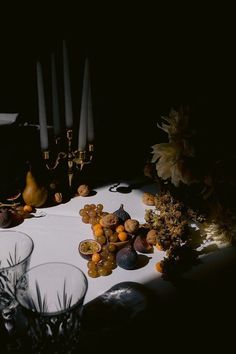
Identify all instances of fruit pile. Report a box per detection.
[78,203,155,278]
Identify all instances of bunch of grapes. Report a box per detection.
[79,203,107,225]
[87,243,117,278]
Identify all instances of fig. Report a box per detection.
[134,234,153,253]
[78,239,101,260]
[0,209,13,228]
[116,245,138,270]
[113,204,131,224]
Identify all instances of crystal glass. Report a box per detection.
[0,230,34,318]
[15,262,88,353]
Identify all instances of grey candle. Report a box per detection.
[63,40,73,129]
[87,64,94,144]
[78,58,89,151]
[37,61,49,151]
[51,53,61,137]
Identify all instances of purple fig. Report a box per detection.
[134,234,153,253]
[116,245,138,270]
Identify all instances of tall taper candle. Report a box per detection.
[51,53,61,137]
[63,40,73,129]
[87,64,94,143]
[78,58,89,151]
[37,61,49,151]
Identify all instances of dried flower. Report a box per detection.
[151,108,196,187]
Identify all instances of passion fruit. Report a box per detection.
[78,239,102,260]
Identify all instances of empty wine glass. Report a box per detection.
[0,230,34,318]
[16,262,88,353]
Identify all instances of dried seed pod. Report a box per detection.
[77,184,90,197]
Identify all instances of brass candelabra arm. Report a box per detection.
[43,150,67,170]
[73,145,94,171]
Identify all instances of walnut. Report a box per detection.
[54,192,63,204]
[100,213,119,228]
[124,219,139,234]
[142,192,156,206]
[77,184,90,197]
[146,229,158,245]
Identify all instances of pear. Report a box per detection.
[22,170,48,207]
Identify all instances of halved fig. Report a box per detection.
[78,239,102,260]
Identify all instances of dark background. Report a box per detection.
[0,5,235,194]
[1,7,236,350]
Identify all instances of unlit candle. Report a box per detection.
[37,61,49,151]
[63,40,73,129]
[87,64,94,144]
[78,59,89,151]
[51,53,61,137]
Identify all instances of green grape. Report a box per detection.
[88,269,99,278]
[89,217,97,225]
[107,253,115,261]
[104,228,113,238]
[87,261,97,270]
[109,234,118,242]
[103,260,113,270]
[97,235,106,245]
[107,244,116,252]
[88,209,97,217]
[101,250,109,259]
[98,267,112,276]
[79,209,86,216]
[96,204,104,212]
[82,214,90,224]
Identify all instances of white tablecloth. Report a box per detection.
[10,180,236,305]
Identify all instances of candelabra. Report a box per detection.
[43,129,94,188]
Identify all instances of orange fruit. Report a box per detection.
[118,231,128,242]
[92,252,101,263]
[155,261,164,273]
[93,223,103,231]
[116,225,125,233]
[156,243,163,251]
[94,228,104,238]
[23,204,33,213]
